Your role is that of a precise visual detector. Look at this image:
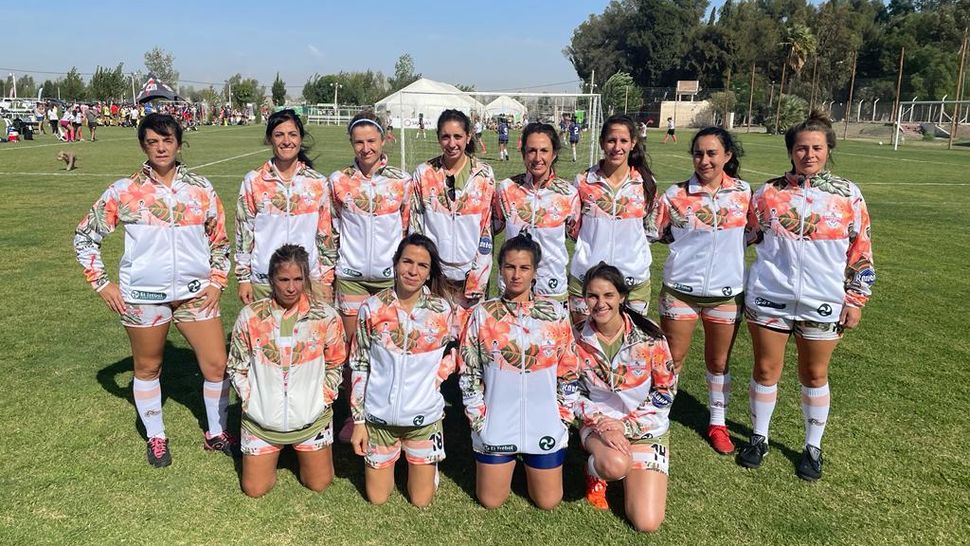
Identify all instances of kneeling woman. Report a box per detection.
[227,244,347,497]
[349,234,456,507]
[459,234,581,510]
[574,263,676,532]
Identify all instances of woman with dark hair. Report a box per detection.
[738,112,874,481]
[573,263,675,532]
[348,234,456,507]
[493,122,579,304]
[74,113,234,467]
[235,109,336,306]
[649,127,751,455]
[569,114,657,324]
[459,233,581,510]
[330,110,412,442]
[227,244,347,497]
[410,109,496,326]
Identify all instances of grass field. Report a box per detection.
[1,123,968,545]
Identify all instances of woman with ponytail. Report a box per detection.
[649,127,750,455]
[235,109,336,305]
[573,263,674,532]
[569,114,658,324]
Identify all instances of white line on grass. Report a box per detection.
[0,137,131,151]
[740,140,970,168]
[189,149,264,169]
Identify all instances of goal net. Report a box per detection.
[378,89,603,172]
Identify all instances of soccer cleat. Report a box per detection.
[796,445,823,481]
[203,431,239,457]
[707,425,735,455]
[146,436,172,468]
[585,472,609,511]
[338,416,354,444]
[736,434,769,469]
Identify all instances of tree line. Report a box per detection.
[566,0,969,120]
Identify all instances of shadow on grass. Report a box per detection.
[669,386,802,467]
[96,341,241,441]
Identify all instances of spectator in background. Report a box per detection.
[86,105,99,142]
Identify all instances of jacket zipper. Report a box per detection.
[793,184,808,318]
[393,307,411,424]
[518,304,527,450]
[165,179,177,297]
[702,186,720,295]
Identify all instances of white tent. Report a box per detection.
[485,95,527,120]
[375,78,483,129]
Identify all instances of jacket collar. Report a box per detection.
[686,172,738,195]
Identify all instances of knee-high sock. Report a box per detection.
[801,383,831,449]
[707,372,731,426]
[749,380,778,439]
[133,378,165,438]
[202,379,230,436]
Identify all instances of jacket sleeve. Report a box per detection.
[206,186,230,289]
[556,324,582,427]
[622,339,676,439]
[464,174,495,299]
[226,309,253,406]
[408,166,427,235]
[316,180,337,291]
[348,303,372,424]
[322,312,347,406]
[647,192,672,244]
[490,180,507,235]
[234,175,256,284]
[843,191,874,308]
[400,174,413,238]
[458,306,487,432]
[328,174,342,253]
[567,173,584,241]
[745,185,765,246]
[435,304,459,386]
[74,184,120,292]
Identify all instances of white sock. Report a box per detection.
[586,455,602,479]
[801,383,831,449]
[203,379,230,436]
[133,378,165,439]
[749,380,777,439]
[707,372,731,426]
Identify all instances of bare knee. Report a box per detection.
[242,478,276,498]
[302,473,333,493]
[477,490,509,510]
[366,487,391,505]
[630,512,665,533]
[410,491,434,508]
[532,492,562,511]
[595,452,632,481]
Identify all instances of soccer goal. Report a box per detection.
[377,88,603,171]
[892,99,970,150]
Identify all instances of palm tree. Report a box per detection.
[775,23,818,132]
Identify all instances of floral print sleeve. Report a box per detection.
[234,174,258,284]
[316,181,337,289]
[318,310,347,406]
[622,340,675,438]
[556,330,582,426]
[74,184,121,291]
[844,193,874,308]
[348,303,373,423]
[458,305,487,432]
[226,309,254,405]
[647,191,672,243]
[205,186,230,289]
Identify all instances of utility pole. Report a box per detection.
[843,50,858,139]
[891,47,906,147]
[810,55,819,111]
[774,52,789,135]
[624,86,629,113]
[949,27,968,150]
[747,62,756,133]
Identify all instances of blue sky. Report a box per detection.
[5,0,620,94]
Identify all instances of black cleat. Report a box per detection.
[736,434,769,469]
[796,445,823,481]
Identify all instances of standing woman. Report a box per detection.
[227,244,347,497]
[74,113,234,467]
[649,127,750,454]
[574,263,675,532]
[329,110,412,441]
[493,122,579,305]
[349,234,456,507]
[410,109,496,326]
[569,114,657,324]
[497,116,510,161]
[459,234,581,510]
[738,112,874,481]
[235,109,336,306]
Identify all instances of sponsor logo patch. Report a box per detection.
[365,414,387,425]
[187,280,201,293]
[625,276,636,287]
[857,268,875,286]
[478,237,493,255]
[548,278,559,289]
[754,297,786,309]
[131,290,166,301]
[721,286,733,297]
[341,267,363,278]
[412,415,425,426]
[382,267,393,278]
[651,391,674,408]
[484,443,517,454]
[672,283,693,293]
[817,304,833,317]
[538,436,557,451]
